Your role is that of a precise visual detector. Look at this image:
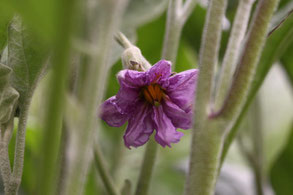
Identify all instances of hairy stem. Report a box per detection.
[220,11,293,166]
[162,0,197,64]
[214,0,254,110]
[162,0,181,63]
[186,122,224,195]
[7,102,30,195]
[184,0,227,194]
[94,145,120,195]
[216,0,280,120]
[0,120,13,193]
[134,138,158,195]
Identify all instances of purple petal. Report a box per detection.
[115,82,140,113]
[162,99,192,130]
[124,103,154,148]
[167,69,199,112]
[101,96,129,127]
[152,106,184,147]
[147,60,172,84]
[117,69,147,88]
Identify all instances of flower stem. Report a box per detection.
[134,1,196,194]
[184,0,227,194]
[214,0,254,110]
[94,145,120,195]
[215,0,280,120]
[134,138,158,195]
[8,102,30,195]
[162,0,197,64]
[162,0,181,63]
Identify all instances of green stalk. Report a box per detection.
[162,0,182,63]
[220,12,293,165]
[134,138,158,195]
[64,1,128,194]
[37,0,77,194]
[0,119,13,193]
[162,0,197,64]
[214,0,254,110]
[7,101,30,195]
[94,146,120,195]
[134,1,196,194]
[94,144,120,195]
[184,0,227,194]
[215,0,280,120]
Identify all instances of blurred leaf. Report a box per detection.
[221,11,293,164]
[7,16,48,104]
[122,0,168,28]
[0,63,19,124]
[270,122,293,195]
[0,12,12,53]
[1,0,57,43]
[281,44,293,84]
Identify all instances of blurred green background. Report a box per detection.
[0,0,293,194]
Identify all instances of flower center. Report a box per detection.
[141,84,165,106]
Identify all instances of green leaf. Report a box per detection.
[270,122,293,195]
[0,13,12,53]
[281,43,293,84]
[0,63,19,124]
[221,12,293,164]
[7,16,48,104]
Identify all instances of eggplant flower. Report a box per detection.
[101,60,198,148]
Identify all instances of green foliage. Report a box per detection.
[0,13,12,53]
[1,0,58,44]
[0,63,19,124]
[281,44,293,84]
[221,12,293,164]
[270,123,293,195]
[6,17,47,104]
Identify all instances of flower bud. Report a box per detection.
[116,32,151,71]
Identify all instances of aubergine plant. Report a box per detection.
[0,0,292,195]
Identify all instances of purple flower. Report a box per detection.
[101,60,198,148]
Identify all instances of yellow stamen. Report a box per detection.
[141,84,165,105]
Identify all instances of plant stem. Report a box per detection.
[215,0,280,120]
[8,102,30,195]
[37,0,77,193]
[162,0,197,64]
[134,1,196,194]
[220,11,293,166]
[214,0,254,110]
[94,145,120,195]
[184,0,227,194]
[0,120,13,193]
[247,97,265,195]
[181,0,197,23]
[162,0,181,63]
[134,138,158,195]
[64,0,128,194]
